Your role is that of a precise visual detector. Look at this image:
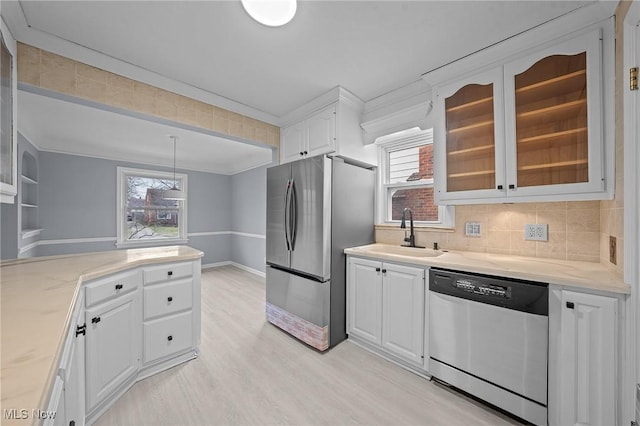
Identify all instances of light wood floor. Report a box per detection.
[95,266,522,426]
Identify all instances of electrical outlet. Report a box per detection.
[610,236,617,265]
[465,222,481,237]
[535,224,548,241]
[524,224,548,241]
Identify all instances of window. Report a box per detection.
[116,167,188,247]
[377,128,454,227]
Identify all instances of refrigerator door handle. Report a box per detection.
[290,179,298,250]
[284,179,292,251]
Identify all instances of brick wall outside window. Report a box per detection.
[391,144,438,221]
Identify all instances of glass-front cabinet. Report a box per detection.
[434,29,607,204]
[434,68,505,202]
[0,22,16,204]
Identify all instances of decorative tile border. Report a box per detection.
[16,43,280,148]
[266,302,329,351]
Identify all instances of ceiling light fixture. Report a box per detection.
[163,135,186,201]
[241,0,297,27]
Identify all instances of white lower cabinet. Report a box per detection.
[347,256,425,368]
[550,289,618,426]
[44,257,201,425]
[85,290,140,413]
[347,257,383,345]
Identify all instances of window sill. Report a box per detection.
[375,224,455,233]
[115,238,189,249]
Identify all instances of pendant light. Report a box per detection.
[241,0,296,27]
[163,135,186,201]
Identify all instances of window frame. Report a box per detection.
[376,128,454,228]
[116,166,188,248]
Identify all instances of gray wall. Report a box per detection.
[231,165,268,273]
[2,145,270,274]
[34,151,233,266]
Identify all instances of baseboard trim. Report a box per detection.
[202,261,265,278]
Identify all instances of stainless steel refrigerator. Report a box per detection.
[265,155,375,351]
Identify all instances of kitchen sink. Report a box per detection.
[366,245,444,258]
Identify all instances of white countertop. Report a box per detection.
[0,246,203,425]
[345,243,630,294]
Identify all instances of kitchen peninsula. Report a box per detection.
[0,245,203,425]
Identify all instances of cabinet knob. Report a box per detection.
[497,185,503,190]
[382,269,387,274]
[508,184,515,190]
[566,301,575,309]
[167,335,173,341]
[303,150,308,155]
[300,151,304,156]
[167,271,173,277]
[375,267,381,272]
[115,284,123,290]
[168,296,173,302]
[91,316,101,324]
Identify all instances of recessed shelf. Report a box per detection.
[446,96,493,113]
[21,228,43,239]
[21,174,38,185]
[448,144,494,157]
[517,99,586,120]
[448,169,495,178]
[447,120,494,135]
[516,70,586,94]
[518,127,587,145]
[518,159,588,172]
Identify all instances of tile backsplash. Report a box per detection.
[375,201,604,263]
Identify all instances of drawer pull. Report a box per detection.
[566,301,575,309]
[91,316,101,324]
[167,296,173,302]
[167,271,173,277]
[167,335,173,341]
[115,284,123,290]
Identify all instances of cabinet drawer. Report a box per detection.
[144,262,193,285]
[85,269,141,307]
[144,311,193,364]
[144,278,193,320]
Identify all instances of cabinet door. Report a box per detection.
[381,264,424,365]
[0,22,17,203]
[280,122,305,164]
[559,290,616,426]
[306,105,336,157]
[434,67,506,203]
[60,292,85,426]
[347,257,382,345]
[504,30,603,198]
[85,291,140,413]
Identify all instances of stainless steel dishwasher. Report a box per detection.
[428,268,549,426]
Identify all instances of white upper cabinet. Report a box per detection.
[433,26,612,204]
[433,67,506,202]
[0,20,17,204]
[279,86,377,166]
[281,105,336,164]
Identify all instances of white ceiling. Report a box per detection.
[7,0,599,174]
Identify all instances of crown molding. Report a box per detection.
[360,100,433,145]
[279,86,363,128]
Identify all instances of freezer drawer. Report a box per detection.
[266,266,330,327]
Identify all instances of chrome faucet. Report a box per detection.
[400,208,424,248]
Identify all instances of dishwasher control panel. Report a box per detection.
[430,268,548,315]
[454,278,510,298]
